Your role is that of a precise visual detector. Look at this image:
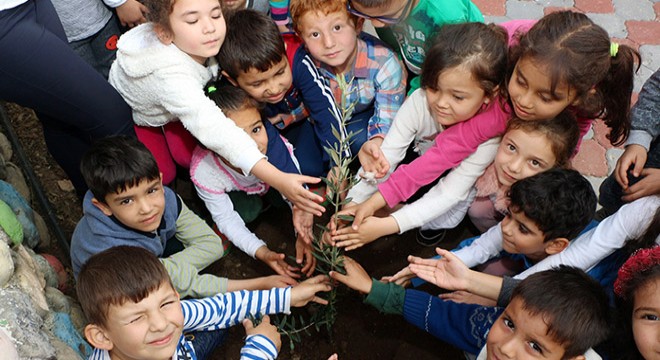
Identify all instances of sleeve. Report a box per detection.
[240,335,279,360]
[391,138,500,232]
[293,49,346,163]
[364,279,406,315]
[181,287,291,331]
[161,200,229,297]
[626,69,660,150]
[269,0,290,26]
[377,101,510,207]
[514,196,660,279]
[496,276,521,307]
[156,71,265,175]
[452,224,505,269]
[265,120,300,175]
[403,289,502,355]
[195,185,267,258]
[346,90,427,204]
[368,55,406,139]
[102,0,127,8]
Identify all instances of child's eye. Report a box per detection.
[538,94,552,103]
[507,144,516,152]
[129,315,143,324]
[161,300,175,309]
[453,95,464,101]
[211,10,222,19]
[528,341,543,354]
[518,225,529,234]
[642,314,659,321]
[530,159,541,167]
[275,69,285,76]
[516,76,526,87]
[503,318,515,330]
[120,198,133,205]
[310,32,320,38]
[333,25,342,31]
[148,187,160,194]
[252,126,262,133]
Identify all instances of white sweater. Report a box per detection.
[108,23,264,174]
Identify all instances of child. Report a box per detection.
[289,0,406,158]
[78,245,331,360]
[328,22,506,247]
[108,0,325,216]
[190,84,316,277]
[220,0,269,13]
[343,11,640,230]
[332,113,579,249]
[217,9,344,178]
[345,0,483,92]
[613,245,660,360]
[599,69,660,216]
[71,136,297,299]
[331,257,610,359]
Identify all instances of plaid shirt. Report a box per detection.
[317,33,406,139]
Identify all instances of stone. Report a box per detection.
[0,199,22,246]
[4,163,30,204]
[57,179,75,193]
[0,241,13,287]
[49,334,84,360]
[40,253,68,291]
[45,287,71,314]
[34,254,59,289]
[9,245,48,317]
[0,132,13,162]
[33,211,51,250]
[0,286,56,359]
[67,299,88,334]
[44,312,91,359]
[0,180,38,248]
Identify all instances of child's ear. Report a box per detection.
[355,17,365,33]
[91,198,114,217]
[84,324,114,351]
[544,238,569,255]
[154,24,173,45]
[221,70,238,86]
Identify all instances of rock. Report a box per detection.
[48,334,84,360]
[0,132,12,161]
[57,180,75,193]
[0,326,19,360]
[0,199,22,246]
[9,245,48,317]
[0,226,10,246]
[45,287,70,314]
[44,312,91,359]
[4,163,30,203]
[0,180,38,248]
[40,253,68,291]
[33,212,51,250]
[33,254,59,289]
[67,299,88,334]
[0,240,13,287]
[0,286,56,359]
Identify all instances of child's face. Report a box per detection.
[220,0,247,11]
[632,276,660,360]
[93,177,166,233]
[298,11,359,74]
[346,0,414,28]
[494,129,557,188]
[426,65,489,128]
[163,0,226,65]
[234,56,293,104]
[500,210,549,261]
[508,57,578,121]
[228,107,268,155]
[97,282,183,360]
[487,297,572,360]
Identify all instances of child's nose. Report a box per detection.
[323,35,335,48]
[202,18,216,33]
[149,314,168,332]
[508,158,523,173]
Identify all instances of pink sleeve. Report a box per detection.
[378,102,511,207]
[499,19,536,46]
[574,116,594,153]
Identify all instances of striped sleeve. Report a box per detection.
[240,334,279,360]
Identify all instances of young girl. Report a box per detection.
[333,113,579,250]
[344,10,640,231]
[190,84,316,278]
[613,244,660,360]
[108,0,325,216]
[329,22,507,249]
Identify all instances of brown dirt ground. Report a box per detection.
[7,102,478,360]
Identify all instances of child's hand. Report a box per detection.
[276,173,325,216]
[255,246,301,279]
[381,265,415,287]
[325,166,348,201]
[331,216,392,250]
[615,144,648,188]
[622,168,660,201]
[327,354,338,360]
[290,275,332,307]
[259,275,298,289]
[358,139,389,179]
[329,256,372,294]
[439,291,496,307]
[115,0,148,28]
[292,206,314,244]
[332,192,387,232]
[242,315,281,352]
[408,248,470,292]
[295,235,316,277]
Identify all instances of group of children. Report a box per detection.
[46,0,660,358]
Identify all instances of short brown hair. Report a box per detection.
[76,246,173,328]
[290,0,358,33]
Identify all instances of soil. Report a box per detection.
[6,102,479,360]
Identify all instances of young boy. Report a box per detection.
[290,0,406,156]
[331,257,610,359]
[220,0,269,13]
[78,245,330,360]
[190,84,316,277]
[70,136,297,299]
[217,9,344,178]
[346,0,483,92]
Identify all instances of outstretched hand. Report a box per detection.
[255,247,301,278]
[408,248,470,291]
[242,315,281,352]
[277,173,325,216]
[331,216,394,251]
[290,275,332,306]
[292,206,314,244]
[381,265,415,287]
[329,256,372,294]
[295,235,316,277]
[358,139,389,179]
